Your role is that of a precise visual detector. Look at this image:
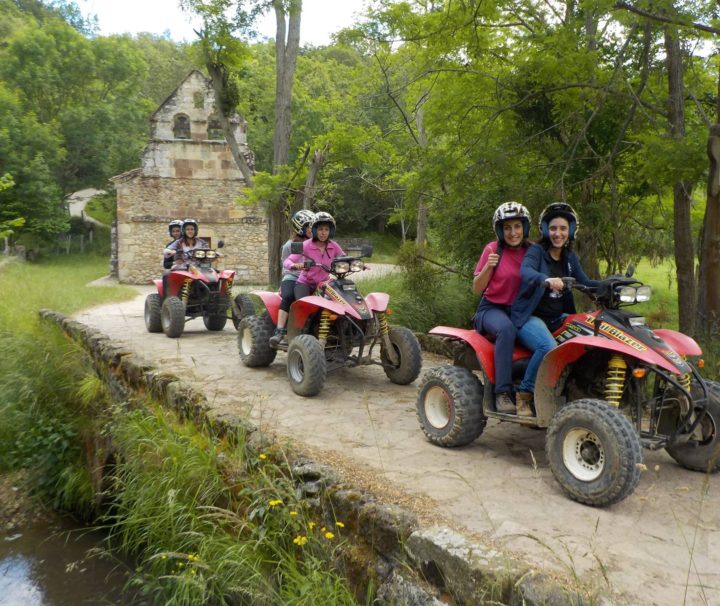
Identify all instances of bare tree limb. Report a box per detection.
[615,1,720,35]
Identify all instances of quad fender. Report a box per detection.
[219,269,236,280]
[428,326,530,384]
[289,296,355,335]
[653,328,702,357]
[534,335,686,427]
[365,292,390,313]
[250,290,282,325]
[153,278,163,296]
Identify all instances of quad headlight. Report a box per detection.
[194,250,206,259]
[334,261,350,274]
[350,260,365,272]
[617,285,652,304]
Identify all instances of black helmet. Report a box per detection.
[168,219,183,236]
[539,203,579,241]
[291,209,316,236]
[311,211,336,239]
[492,201,530,240]
[182,218,199,238]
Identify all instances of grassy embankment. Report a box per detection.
[0,255,363,605]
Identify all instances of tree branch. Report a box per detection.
[614,1,720,35]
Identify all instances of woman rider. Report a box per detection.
[511,202,599,415]
[473,202,533,415]
[163,219,184,270]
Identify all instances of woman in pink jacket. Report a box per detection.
[270,212,345,347]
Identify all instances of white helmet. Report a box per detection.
[312,211,336,239]
[492,202,530,240]
[291,209,315,236]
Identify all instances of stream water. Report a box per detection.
[0,516,135,605]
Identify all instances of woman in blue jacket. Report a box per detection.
[510,203,598,416]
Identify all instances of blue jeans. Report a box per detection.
[475,304,516,395]
[516,316,557,393]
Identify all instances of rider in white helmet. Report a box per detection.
[472,202,533,416]
[163,219,184,270]
[269,209,316,347]
[164,218,208,270]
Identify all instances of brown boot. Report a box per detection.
[495,393,516,414]
[516,392,535,417]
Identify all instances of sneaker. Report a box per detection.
[495,393,516,414]
[269,328,287,348]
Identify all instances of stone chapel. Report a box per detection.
[111,70,268,284]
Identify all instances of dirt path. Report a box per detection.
[75,288,720,606]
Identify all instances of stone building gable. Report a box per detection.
[111,70,267,285]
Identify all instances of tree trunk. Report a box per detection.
[268,0,302,286]
[415,100,428,248]
[664,28,696,335]
[697,124,720,337]
[298,144,328,209]
[206,62,254,185]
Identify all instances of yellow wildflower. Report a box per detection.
[289,511,298,516]
[269,499,283,507]
[293,535,308,546]
[324,531,335,540]
[335,521,345,528]
[259,453,267,460]
[309,521,316,529]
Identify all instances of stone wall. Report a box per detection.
[115,175,267,285]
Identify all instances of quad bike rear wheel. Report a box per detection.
[231,294,256,330]
[203,313,227,331]
[416,366,486,447]
[287,334,327,397]
[546,399,642,506]
[381,326,422,385]
[666,379,720,472]
[238,315,277,367]
[144,293,162,333]
[161,296,185,338]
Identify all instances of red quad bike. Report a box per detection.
[416,269,720,507]
[144,241,235,338]
[237,243,422,397]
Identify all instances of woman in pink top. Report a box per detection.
[472,202,532,415]
[271,212,345,346]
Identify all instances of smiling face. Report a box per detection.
[170,226,181,240]
[184,224,196,239]
[501,219,524,247]
[548,217,570,250]
[316,224,330,242]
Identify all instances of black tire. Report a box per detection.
[203,314,227,331]
[381,326,422,385]
[161,296,186,338]
[144,293,162,333]
[666,379,720,472]
[416,366,486,447]
[287,334,327,397]
[231,294,255,330]
[237,315,277,367]
[546,399,642,507]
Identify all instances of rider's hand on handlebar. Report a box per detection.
[545,277,565,291]
[303,260,315,269]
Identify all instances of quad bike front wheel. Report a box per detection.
[416,366,486,447]
[546,399,642,507]
[238,315,277,367]
[666,379,720,472]
[144,293,162,333]
[381,326,422,385]
[161,296,186,338]
[231,294,256,330]
[203,313,227,331]
[287,334,327,397]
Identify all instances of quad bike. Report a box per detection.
[237,244,422,397]
[416,269,720,507]
[144,241,235,338]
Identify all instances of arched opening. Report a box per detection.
[173,114,191,139]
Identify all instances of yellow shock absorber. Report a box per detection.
[180,278,192,303]
[317,309,332,345]
[604,355,627,407]
[378,312,390,337]
[679,372,691,393]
